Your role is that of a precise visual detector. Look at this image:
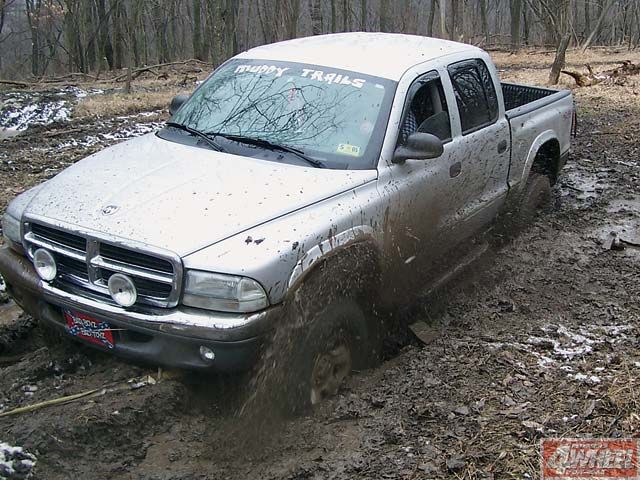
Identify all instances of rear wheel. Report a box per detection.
[493,172,552,244]
[517,173,552,226]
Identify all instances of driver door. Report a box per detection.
[380,70,469,298]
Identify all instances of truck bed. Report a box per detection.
[501,83,559,112]
[502,82,574,189]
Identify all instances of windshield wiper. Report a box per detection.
[209,133,324,168]
[165,121,225,153]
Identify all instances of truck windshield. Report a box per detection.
[169,59,396,169]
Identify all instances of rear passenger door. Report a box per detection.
[446,58,511,231]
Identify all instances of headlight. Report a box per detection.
[33,248,57,281]
[183,270,268,313]
[1,213,22,252]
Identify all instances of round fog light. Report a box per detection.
[33,248,57,281]
[199,346,216,362]
[108,273,137,307]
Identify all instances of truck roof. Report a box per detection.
[236,32,481,81]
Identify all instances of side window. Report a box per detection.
[399,71,451,145]
[448,59,499,134]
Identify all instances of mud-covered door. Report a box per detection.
[379,70,468,303]
[445,58,511,232]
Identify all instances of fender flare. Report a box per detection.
[515,130,559,192]
[287,225,381,292]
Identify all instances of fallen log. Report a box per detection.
[0,79,32,88]
[112,59,210,82]
[562,61,640,87]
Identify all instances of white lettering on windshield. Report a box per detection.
[236,64,367,88]
[234,64,290,77]
[300,68,367,88]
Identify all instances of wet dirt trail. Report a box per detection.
[1,60,640,479]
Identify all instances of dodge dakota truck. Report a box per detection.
[0,33,574,408]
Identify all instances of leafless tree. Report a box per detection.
[1,0,639,82]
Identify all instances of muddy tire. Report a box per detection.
[517,173,552,226]
[242,246,383,417]
[284,298,371,413]
[492,173,552,244]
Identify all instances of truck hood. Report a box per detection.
[24,133,376,256]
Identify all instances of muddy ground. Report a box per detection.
[1,49,640,479]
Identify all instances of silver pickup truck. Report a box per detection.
[0,33,574,407]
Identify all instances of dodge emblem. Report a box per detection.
[102,205,119,216]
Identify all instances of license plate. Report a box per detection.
[64,310,115,349]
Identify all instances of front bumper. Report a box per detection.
[0,245,280,371]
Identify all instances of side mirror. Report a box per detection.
[392,132,444,164]
[169,94,189,116]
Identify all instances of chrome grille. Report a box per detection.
[23,220,182,308]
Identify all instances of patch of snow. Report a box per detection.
[528,323,632,362]
[0,87,104,137]
[101,122,163,140]
[568,373,601,384]
[1,93,71,132]
[537,355,554,368]
[115,110,163,121]
[491,322,635,384]
[0,442,37,479]
[55,86,104,99]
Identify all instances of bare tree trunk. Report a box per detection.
[379,0,390,32]
[522,1,530,45]
[427,0,437,36]
[581,0,615,51]
[450,0,458,40]
[549,33,571,84]
[221,0,237,57]
[331,0,337,32]
[479,0,489,44]
[0,0,7,69]
[311,0,322,35]
[342,0,348,31]
[360,0,367,31]
[129,0,143,66]
[193,0,203,59]
[440,0,447,38]
[113,0,125,69]
[584,0,591,35]
[25,0,43,76]
[85,1,98,70]
[285,0,301,39]
[96,0,114,69]
[510,0,522,50]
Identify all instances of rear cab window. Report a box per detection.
[447,59,499,135]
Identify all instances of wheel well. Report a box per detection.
[288,242,382,310]
[531,139,561,185]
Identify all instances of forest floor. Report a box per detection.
[1,48,640,480]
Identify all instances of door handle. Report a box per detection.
[449,162,462,178]
[497,140,508,154]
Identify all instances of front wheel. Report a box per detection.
[286,299,376,413]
